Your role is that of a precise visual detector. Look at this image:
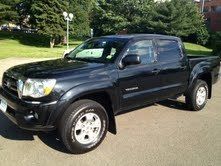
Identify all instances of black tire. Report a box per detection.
[185,79,209,111]
[59,99,109,154]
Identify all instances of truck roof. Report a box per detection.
[102,34,180,40]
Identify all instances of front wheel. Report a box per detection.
[59,99,109,154]
[185,80,209,111]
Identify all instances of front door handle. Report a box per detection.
[151,69,161,75]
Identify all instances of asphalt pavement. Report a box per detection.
[0,58,220,166]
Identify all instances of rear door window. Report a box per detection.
[157,40,182,62]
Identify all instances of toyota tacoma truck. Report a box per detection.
[0,34,220,154]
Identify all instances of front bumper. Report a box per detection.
[0,87,57,131]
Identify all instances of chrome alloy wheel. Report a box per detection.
[196,86,207,106]
[74,113,101,144]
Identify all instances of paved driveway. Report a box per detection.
[0,58,221,166]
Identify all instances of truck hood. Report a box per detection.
[6,58,107,78]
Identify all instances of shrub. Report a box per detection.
[0,31,50,47]
[211,32,221,58]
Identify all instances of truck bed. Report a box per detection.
[187,55,220,85]
[187,55,220,69]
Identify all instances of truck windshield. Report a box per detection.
[68,38,128,63]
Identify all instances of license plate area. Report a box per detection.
[0,98,7,113]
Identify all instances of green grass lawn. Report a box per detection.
[0,38,212,60]
[184,42,212,56]
[0,39,82,59]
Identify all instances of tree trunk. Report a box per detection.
[50,38,55,48]
[63,36,67,45]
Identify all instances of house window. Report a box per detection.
[215,6,221,13]
[211,6,221,13]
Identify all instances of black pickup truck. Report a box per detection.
[0,34,220,154]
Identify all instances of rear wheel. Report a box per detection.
[59,99,109,154]
[185,80,208,111]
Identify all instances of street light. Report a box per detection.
[201,0,205,13]
[63,12,74,50]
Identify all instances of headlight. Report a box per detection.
[18,79,56,98]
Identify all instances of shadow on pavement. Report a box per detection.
[38,132,70,154]
[0,112,35,141]
[116,103,154,116]
[0,112,69,154]
[158,99,191,111]
[117,99,191,117]
[0,98,191,154]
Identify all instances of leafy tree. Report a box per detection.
[16,0,32,28]
[148,0,209,44]
[69,0,94,38]
[211,32,221,58]
[91,0,126,36]
[91,0,155,36]
[30,0,68,48]
[0,0,33,28]
[91,0,208,44]
[0,0,94,47]
[29,0,94,47]
[0,0,21,24]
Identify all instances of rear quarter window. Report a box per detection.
[157,40,182,62]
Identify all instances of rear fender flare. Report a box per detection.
[187,62,212,96]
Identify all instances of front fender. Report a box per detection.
[46,81,118,128]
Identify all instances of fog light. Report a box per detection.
[24,111,39,122]
[24,115,35,121]
[34,112,39,119]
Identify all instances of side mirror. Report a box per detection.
[64,53,69,59]
[62,49,72,59]
[63,52,72,60]
[63,53,73,60]
[122,54,141,66]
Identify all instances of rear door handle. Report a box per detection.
[151,69,161,75]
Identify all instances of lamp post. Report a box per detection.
[201,0,205,13]
[90,28,94,38]
[63,12,73,50]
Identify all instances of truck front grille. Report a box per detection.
[2,74,18,97]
